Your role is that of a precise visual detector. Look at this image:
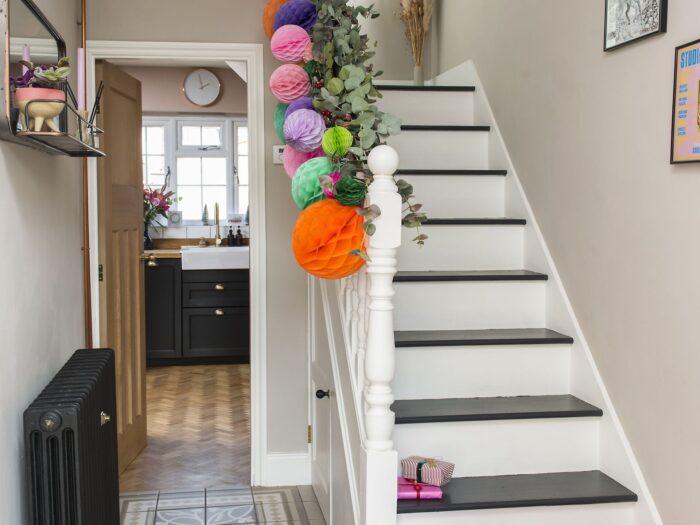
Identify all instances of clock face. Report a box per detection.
[183,69,222,107]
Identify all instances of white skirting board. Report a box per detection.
[261,452,311,487]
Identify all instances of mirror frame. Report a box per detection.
[0,0,67,148]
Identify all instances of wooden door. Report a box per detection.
[96,61,147,473]
[309,278,332,520]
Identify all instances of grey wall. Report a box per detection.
[437,1,700,523]
[88,0,311,454]
[0,1,83,522]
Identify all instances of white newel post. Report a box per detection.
[363,145,401,524]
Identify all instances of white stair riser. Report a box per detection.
[377,90,475,126]
[394,281,545,331]
[399,175,505,218]
[398,225,524,271]
[393,345,571,399]
[389,130,489,170]
[395,418,599,478]
[397,503,635,525]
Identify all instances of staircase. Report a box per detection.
[375,79,646,524]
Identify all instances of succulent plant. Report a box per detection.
[13,57,71,89]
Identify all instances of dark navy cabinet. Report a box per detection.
[145,258,250,365]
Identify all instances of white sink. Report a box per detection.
[181,246,250,270]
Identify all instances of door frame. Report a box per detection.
[86,40,268,485]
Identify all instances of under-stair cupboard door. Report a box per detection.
[310,278,332,521]
[96,61,147,473]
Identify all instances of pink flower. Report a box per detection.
[322,171,342,199]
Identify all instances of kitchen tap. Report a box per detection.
[214,202,222,247]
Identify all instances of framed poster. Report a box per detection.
[604,0,668,51]
[671,39,700,164]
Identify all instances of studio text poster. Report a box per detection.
[672,39,700,163]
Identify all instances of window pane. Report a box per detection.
[238,185,249,215]
[177,157,202,185]
[203,186,227,219]
[142,155,148,185]
[147,126,165,154]
[202,157,227,185]
[237,126,248,155]
[142,127,146,153]
[181,125,201,146]
[202,126,222,147]
[237,156,249,185]
[147,155,165,182]
[177,186,203,221]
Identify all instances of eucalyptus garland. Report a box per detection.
[308,0,428,245]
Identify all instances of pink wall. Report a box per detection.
[121,65,247,115]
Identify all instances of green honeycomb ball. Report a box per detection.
[291,157,333,209]
[322,126,353,157]
[274,103,288,144]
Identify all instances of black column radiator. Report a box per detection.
[24,348,120,525]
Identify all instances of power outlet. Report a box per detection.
[273,145,285,165]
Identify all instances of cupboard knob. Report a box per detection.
[315,389,330,399]
[215,309,225,316]
[215,284,225,291]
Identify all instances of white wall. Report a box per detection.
[0,1,83,522]
[437,2,700,524]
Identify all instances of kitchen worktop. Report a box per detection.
[144,249,182,259]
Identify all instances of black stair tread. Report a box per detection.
[423,218,527,225]
[379,84,476,92]
[397,470,637,513]
[396,169,507,176]
[392,395,602,424]
[401,125,490,132]
[394,270,547,282]
[395,328,573,348]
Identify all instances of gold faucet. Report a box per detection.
[214,202,222,247]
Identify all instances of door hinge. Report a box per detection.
[98,264,104,282]
[307,425,312,444]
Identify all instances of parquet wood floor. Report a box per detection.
[119,364,251,492]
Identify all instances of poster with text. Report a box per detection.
[672,39,700,163]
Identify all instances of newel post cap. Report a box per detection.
[368,145,399,177]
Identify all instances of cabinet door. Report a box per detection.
[182,307,249,359]
[145,258,182,359]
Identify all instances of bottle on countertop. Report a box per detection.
[235,226,243,246]
[227,227,235,247]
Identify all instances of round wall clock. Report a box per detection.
[183,68,222,107]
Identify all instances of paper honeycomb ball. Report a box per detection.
[322,126,354,157]
[273,0,318,33]
[270,64,310,104]
[283,144,324,178]
[293,199,366,279]
[334,175,368,206]
[285,96,314,119]
[284,108,326,153]
[274,103,288,143]
[291,156,332,209]
[271,25,311,63]
[263,0,288,39]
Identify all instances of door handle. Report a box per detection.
[215,309,225,316]
[215,284,225,291]
[140,254,158,267]
[315,389,330,399]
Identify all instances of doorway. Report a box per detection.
[86,42,267,488]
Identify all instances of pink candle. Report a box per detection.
[77,47,85,111]
[22,45,30,74]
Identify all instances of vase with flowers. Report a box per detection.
[12,57,71,132]
[399,0,433,86]
[143,170,178,250]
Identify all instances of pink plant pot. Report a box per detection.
[14,87,66,132]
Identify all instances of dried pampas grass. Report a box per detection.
[400,0,433,67]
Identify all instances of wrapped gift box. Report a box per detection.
[401,456,455,487]
[397,477,443,500]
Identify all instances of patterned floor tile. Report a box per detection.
[155,507,205,524]
[157,490,206,510]
[296,486,316,503]
[255,501,308,523]
[205,504,258,524]
[120,491,159,513]
[121,510,156,525]
[206,488,254,508]
[301,501,323,521]
[252,486,302,504]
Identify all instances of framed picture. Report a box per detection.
[604,0,668,51]
[671,39,700,164]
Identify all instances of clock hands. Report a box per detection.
[200,82,211,90]
[198,73,204,87]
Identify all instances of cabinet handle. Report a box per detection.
[140,254,158,267]
[147,258,158,267]
[215,309,225,316]
[215,284,225,291]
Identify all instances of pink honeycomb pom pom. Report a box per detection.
[269,64,311,103]
[271,25,311,63]
[283,145,324,178]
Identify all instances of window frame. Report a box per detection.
[142,115,248,225]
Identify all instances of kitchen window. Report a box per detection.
[142,116,249,222]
